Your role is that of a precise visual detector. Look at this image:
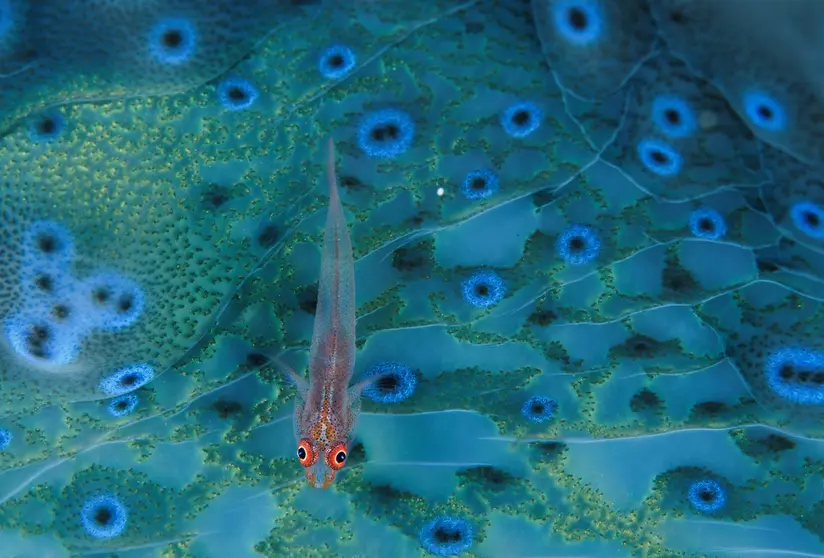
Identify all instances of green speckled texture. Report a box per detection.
[0,0,823,557]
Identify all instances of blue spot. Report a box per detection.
[81,272,146,330]
[461,269,506,308]
[764,347,824,405]
[80,494,128,539]
[651,95,697,139]
[149,18,196,65]
[556,224,601,265]
[500,101,542,138]
[362,362,417,404]
[688,207,727,240]
[28,110,65,143]
[687,479,727,514]
[23,220,74,265]
[216,76,259,111]
[4,312,81,366]
[18,260,74,300]
[0,428,11,450]
[107,394,138,417]
[551,0,603,46]
[51,290,100,333]
[15,277,97,335]
[318,44,356,79]
[521,395,558,423]
[637,138,682,176]
[419,516,473,556]
[790,201,824,239]
[461,169,499,201]
[99,363,154,396]
[742,90,787,132]
[357,108,415,159]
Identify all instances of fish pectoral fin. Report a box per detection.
[277,359,310,393]
[348,371,395,397]
[256,348,309,393]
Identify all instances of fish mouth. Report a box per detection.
[305,469,336,489]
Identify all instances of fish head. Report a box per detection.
[296,436,349,489]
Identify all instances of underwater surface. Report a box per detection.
[0,0,823,556]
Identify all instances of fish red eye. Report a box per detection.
[297,438,316,467]
[326,442,347,471]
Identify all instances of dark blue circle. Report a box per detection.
[217,76,259,111]
[362,362,417,404]
[419,516,473,556]
[461,169,499,200]
[23,220,75,264]
[742,90,787,132]
[80,494,128,539]
[637,138,682,176]
[551,0,603,46]
[318,44,356,80]
[790,201,824,240]
[764,347,824,405]
[556,224,601,265]
[521,395,558,423]
[688,207,726,240]
[82,272,146,331]
[3,312,80,366]
[461,269,506,308]
[687,479,727,514]
[357,108,415,159]
[500,101,542,138]
[149,18,196,65]
[107,394,139,417]
[651,95,697,139]
[98,363,154,396]
[29,110,65,143]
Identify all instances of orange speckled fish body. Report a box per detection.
[293,139,359,489]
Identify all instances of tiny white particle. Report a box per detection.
[436,187,444,197]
